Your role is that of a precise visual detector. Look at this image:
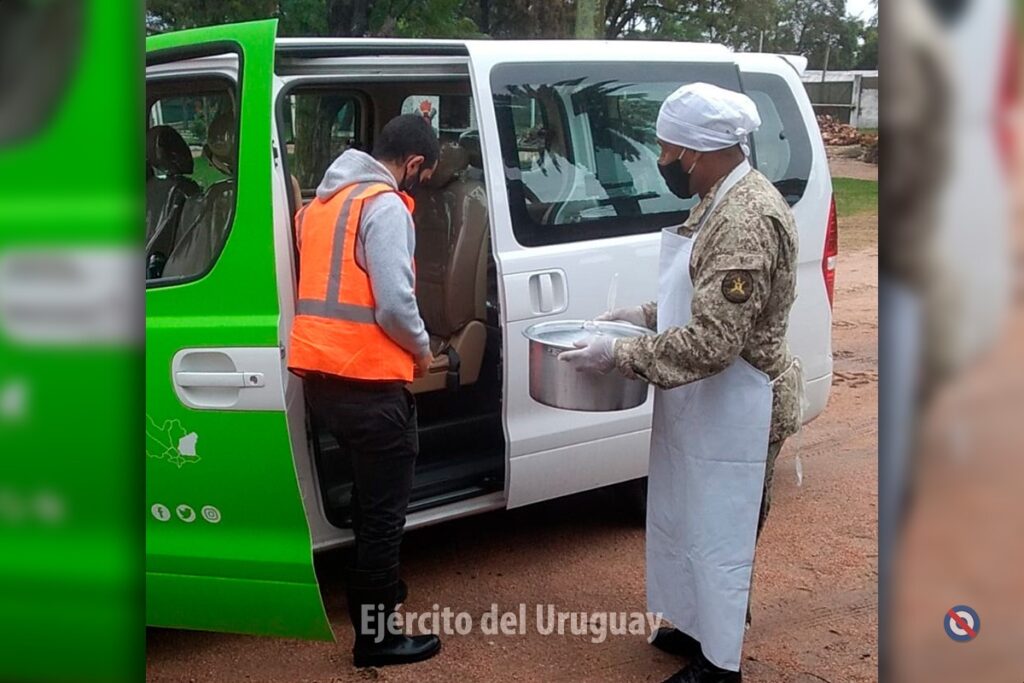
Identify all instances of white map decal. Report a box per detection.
[146,415,200,468]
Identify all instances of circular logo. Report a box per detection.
[151,503,171,522]
[721,270,753,303]
[201,505,221,524]
[944,605,980,642]
[175,504,196,523]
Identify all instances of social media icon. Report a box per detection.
[176,504,196,523]
[201,505,221,524]
[151,503,171,522]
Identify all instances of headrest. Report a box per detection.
[459,130,482,169]
[146,125,193,176]
[423,141,469,189]
[204,112,236,174]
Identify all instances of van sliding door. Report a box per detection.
[466,43,743,506]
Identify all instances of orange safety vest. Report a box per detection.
[288,181,417,382]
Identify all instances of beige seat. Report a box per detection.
[410,139,490,394]
[290,174,303,213]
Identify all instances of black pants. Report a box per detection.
[305,373,418,579]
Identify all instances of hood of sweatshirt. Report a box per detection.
[315,149,398,201]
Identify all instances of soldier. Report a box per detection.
[559,83,803,683]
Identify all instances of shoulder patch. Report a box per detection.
[721,270,754,303]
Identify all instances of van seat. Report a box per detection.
[163,113,236,279]
[146,126,200,266]
[410,139,489,394]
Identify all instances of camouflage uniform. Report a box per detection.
[615,168,801,522]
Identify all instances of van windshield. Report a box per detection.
[491,61,743,247]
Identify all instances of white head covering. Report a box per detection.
[656,82,761,157]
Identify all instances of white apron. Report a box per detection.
[646,169,773,672]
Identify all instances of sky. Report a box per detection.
[847,0,878,22]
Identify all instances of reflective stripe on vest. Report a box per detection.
[288,181,417,382]
[296,181,380,323]
[294,299,376,323]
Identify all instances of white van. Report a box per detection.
[145,20,834,639]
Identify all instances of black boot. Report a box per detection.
[650,627,701,658]
[347,568,440,668]
[347,561,407,604]
[662,652,741,683]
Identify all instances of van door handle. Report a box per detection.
[170,348,284,411]
[174,371,265,388]
[537,273,555,311]
[528,270,567,316]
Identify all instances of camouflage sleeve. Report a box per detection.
[614,249,770,388]
[641,301,658,329]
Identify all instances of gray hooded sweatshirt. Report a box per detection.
[315,149,430,360]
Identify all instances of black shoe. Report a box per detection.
[347,568,441,668]
[651,627,701,658]
[353,633,441,668]
[662,653,741,683]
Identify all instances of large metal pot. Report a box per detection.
[523,320,651,412]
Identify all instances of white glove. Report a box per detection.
[558,335,616,374]
[595,306,646,327]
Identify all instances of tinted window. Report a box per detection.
[146,79,238,284]
[149,92,234,188]
[744,71,812,205]
[283,91,365,192]
[491,62,742,247]
[401,93,477,145]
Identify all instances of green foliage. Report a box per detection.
[278,0,329,36]
[367,0,483,37]
[623,0,873,70]
[146,0,878,69]
[146,0,278,31]
[190,155,229,189]
[855,18,878,69]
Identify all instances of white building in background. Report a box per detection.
[801,69,878,129]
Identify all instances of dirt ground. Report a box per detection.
[147,164,879,683]
[827,156,878,182]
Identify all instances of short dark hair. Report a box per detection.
[372,114,440,168]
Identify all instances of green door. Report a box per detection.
[145,20,332,640]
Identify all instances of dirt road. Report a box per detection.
[147,173,879,683]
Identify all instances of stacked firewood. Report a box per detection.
[818,115,878,164]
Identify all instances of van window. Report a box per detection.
[282,92,365,193]
[145,79,238,284]
[491,62,742,247]
[743,72,812,205]
[401,93,477,145]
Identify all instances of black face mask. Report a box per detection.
[399,164,422,195]
[658,157,695,200]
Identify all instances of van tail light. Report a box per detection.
[995,24,1019,173]
[823,196,838,308]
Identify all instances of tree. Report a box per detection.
[147,0,278,31]
[766,0,863,69]
[278,0,329,35]
[366,0,481,38]
[576,0,602,39]
[148,0,486,37]
[855,14,878,69]
[147,0,879,67]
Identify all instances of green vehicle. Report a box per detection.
[146,20,834,640]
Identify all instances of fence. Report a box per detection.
[802,70,878,129]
